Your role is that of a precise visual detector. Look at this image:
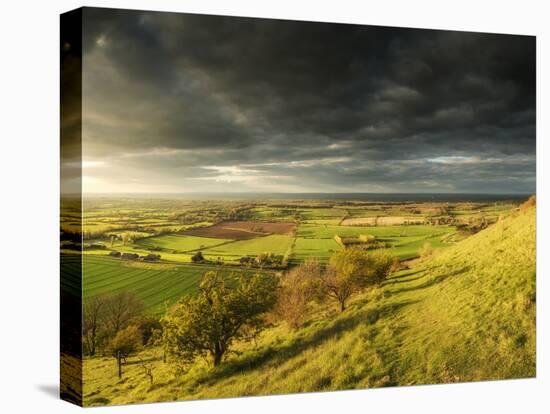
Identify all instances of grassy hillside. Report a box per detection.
[83,205,535,405]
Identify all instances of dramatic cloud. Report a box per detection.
[80,7,536,194]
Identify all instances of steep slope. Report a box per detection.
[390,204,536,384]
[83,205,536,405]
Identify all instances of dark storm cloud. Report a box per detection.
[81,7,536,193]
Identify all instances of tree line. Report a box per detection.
[84,247,396,373]
[83,291,159,358]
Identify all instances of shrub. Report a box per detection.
[274,260,321,329]
[134,314,162,346]
[520,195,536,211]
[239,256,254,265]
[390,256,402,273]
[109,325,142,357]
[191,251,205,263]
[315,248,393,312]
[369,251,395,285]
[418,242,433,258]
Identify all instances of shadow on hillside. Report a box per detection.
[124,356,163,366]
[383,273,426,286]
[199,299,418,385]
[389,266,470,296]
[386,269,424,281]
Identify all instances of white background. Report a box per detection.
[0,0,548,412]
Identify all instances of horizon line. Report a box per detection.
[62,191,534,196]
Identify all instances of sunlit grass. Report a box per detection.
[82,206,535,405]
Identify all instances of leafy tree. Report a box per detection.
[274,260,321,329]
[316,248,393,312]
[109,324,142,357]
[160,271,278,367]
[134,314,162,346]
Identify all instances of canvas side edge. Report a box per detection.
[60,7,83,407]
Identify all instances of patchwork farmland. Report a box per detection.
[69,196,535,406]
[60,196,523,314]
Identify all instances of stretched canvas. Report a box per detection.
[60,7,536,407]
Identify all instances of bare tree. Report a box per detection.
[83,295,107,356]
[103,291,144,336]
[137,356,154,386]
[274,260,321,329]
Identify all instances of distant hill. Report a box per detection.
[83,201,536,405]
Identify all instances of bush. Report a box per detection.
[390,256,402,273]
[257,252,284,267]
[134,314,162,346]
[520,195,536,211]
[315,248,393,312]
[418,242,433,258]
[191,251,205,263]
[239,256,254,265]
[274,260,321,329]
[109,325,142,357]
[369,251,395,285]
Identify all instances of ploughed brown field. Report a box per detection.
[182,220,297,240]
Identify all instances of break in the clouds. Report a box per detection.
[78,7,536,194]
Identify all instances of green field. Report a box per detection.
[136,234,231,252]
[297,208,348,220]
[64,196,520,271]
[79,223,456,264]
[63,255,263,313]
[82,202,536,405]
[301,218,343,225]
[297,223,453,239]
[293,224,456,261]
[80,245,196,264]
[292,237,341,263]
[202,234,293,262]
[383,233,455,259]
[250,207,297,221]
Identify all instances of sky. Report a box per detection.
[75,7,535,194]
